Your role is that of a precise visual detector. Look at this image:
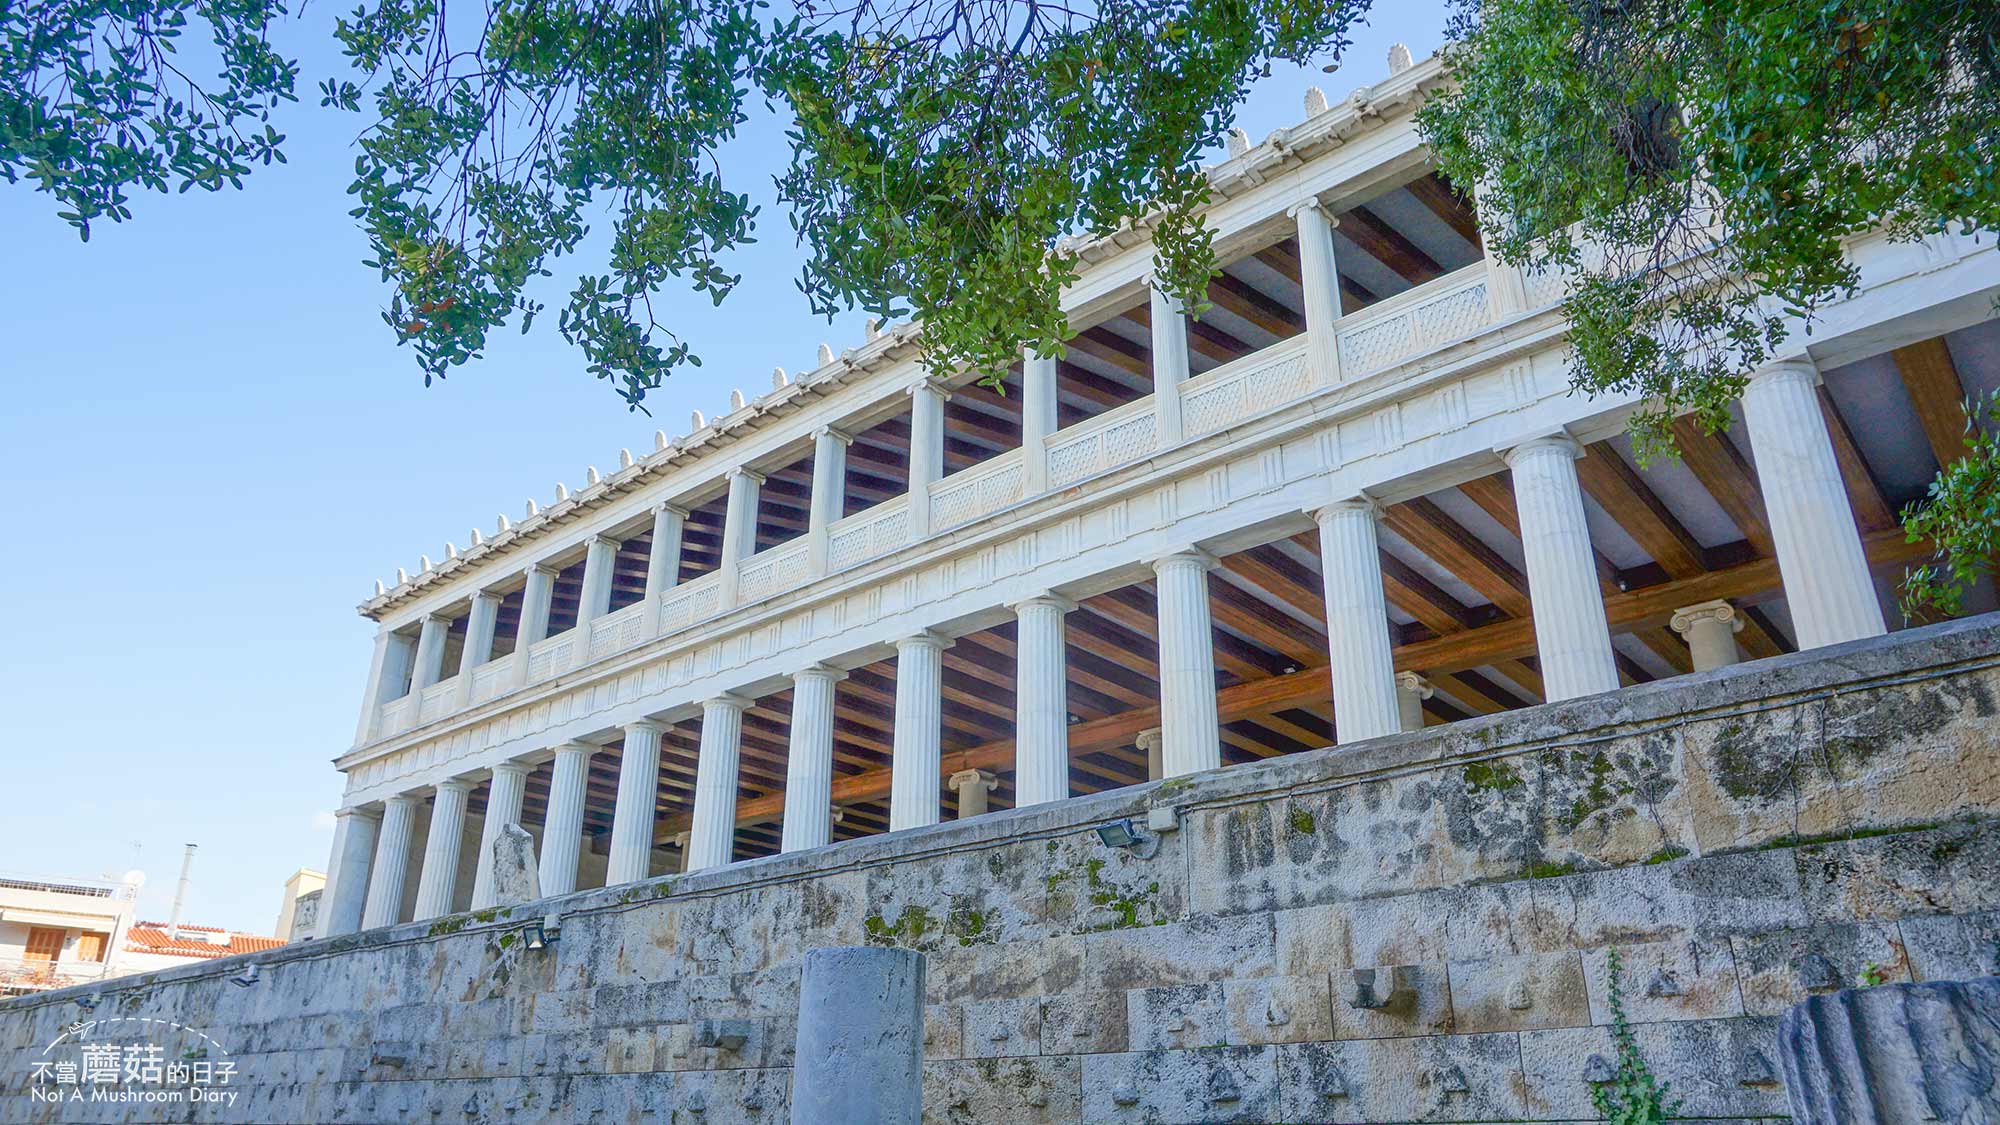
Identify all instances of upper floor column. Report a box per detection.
[641,501,688,637]
[807,426,853,575]
[409,612,453,695]
[354,628,416,745]
[1740,359,1887,649]
[1149,281,1192,446]
[576,533,621,659]
[514,562,559,687]
[1506,434,1620,700]
[318,807,380,937]
[906,379,950,540]
[454,588,503,709]
[1020,350,1058,494]
[718,468,764,609]
[1290,199,1345,387]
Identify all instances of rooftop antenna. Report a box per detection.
[167,843,197,940]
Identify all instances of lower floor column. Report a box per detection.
[319,808,380,938]
[1313,499,1403,742]
[412,778,471,920]
[1396,672,1434,733]
[949,769,997,818]
[1153,550,1223,777]
[889,633,951,831]
[1506,435,1621,700]
[538,742,596,897]
[1012,594,1074,807]
[607,720,666,886]
[688,694,751,871]
[782,666,845,853]
[470,761,529,910]
[360,794,419,929]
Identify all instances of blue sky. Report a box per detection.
[0,6,1447,933]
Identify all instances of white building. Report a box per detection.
[316,50,2000,937]
[275,868,325,942]
[0,873,136,996]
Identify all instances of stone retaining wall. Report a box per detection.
[5,616,1999,1124]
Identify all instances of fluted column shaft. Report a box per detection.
[689,695,751,870]
[890,633,951,831]
[538,742,596,897]
[1313,499,1402,742]
[361,795,419,929]
[455,591,502,707]
[1741,361,1886,649]
[319,808,379,937]
[1022,351,1058,494]
[1013,595,1073,806]
[410,613,452,692]
[807,427,853,574]
[782,667,845,852]
[1508,436,1620,699]
[470,762,529,910]
[355,630,414,744]
[515,563,558,686]
[1292,200,1345,385]
[1153,551,1222,776]
[577,534,620,657]
[413,778,471,920]
[719,469,763,608]
[907,382,949,539]
[1150,284,1191,445]
[607,721,666,885]
[643,503,687,604]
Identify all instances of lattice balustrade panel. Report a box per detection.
[1183,350,1310,437]
[589,603,645,656]
[469,660,511,705]
[526,636,573,682]
[1101,413,1158,467]
[378,696,412,736]
[659,574,722,634]
[1412,282,1490,348]
[419,679,457,723]
[1337,313,1421,378]
[827,502,909,573]
[932,460,1025,532]
[737,542,809,606]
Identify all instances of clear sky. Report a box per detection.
[0,5,1447,934]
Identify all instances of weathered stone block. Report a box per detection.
[1039,990,1128,1055]
[1043,831,1186,934]
[1794,820,2000,924]
[923,1055,1081,1125]
[1271,890,1451,975]
[606,1024,657,1073]
[1126,983,1227,1052]
[962,997,1042,1058]
[1731,921,1911,1016]
[1533,734,1698,873]
[1449,950,1590,1033]
[1330,962,1453,1040]
[1080,1045,1281,1123]
[1899,910,2000,981]
[1081,912,1274,994]
[1222,974,1333,1045]
[1520,1018,1789,1120]
[923,1002,963,1061]
[1580,938,1745,1024]
[1271,1032,1528,1122]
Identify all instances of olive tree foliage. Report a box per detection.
[1420,0,2000,464]
[2,0,298,236]
[320,0,1363,403]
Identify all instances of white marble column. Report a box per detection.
[688,694,752,870]
[670,831,691,874]
[361,795,419,929]
[1021,350,1058,494]
[576,534,621,657]
[889,632,952,831]
[906,380,950,539]
[1312,499,1403,742]
[1150,283,1191,446]
[718,468,764,608]
[1291,200,1345,385]
[607,720,666,886]
[454,590,502,708]
[318,808,379,937]
[354,629,416,744]
[641,502,687,639]
[806,427,853,574]
[1153,551,1223,777]
[409,612,452,693]
[470,761,529,910]
[1137,727,1164,782]
[1671,600,1745,671]
[413,778,472,920]
[515,562,558,687]
[1396,672,1434,733]
[538,742,596,897]
[1507,435,1620,700]
[782,666,845,853]
[949,769,997,818]
[1013,594,1074,806]
[1741,360,1887,649]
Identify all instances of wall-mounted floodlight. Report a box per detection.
[1095,818,1162,858]
[228,963,260,988]
[523,912,561,951]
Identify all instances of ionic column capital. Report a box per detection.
[1285,198,1338,226]
[1395,671,1435,700]
[812,424,855,446]
[947,769,998,792]
[1670,599,1745,637]
[1502,432,1584,466]
[1134,727,1165,753]
[905,378,953,403]
[726,466,767,486]
[653,499,692,519]
[526,560,562,579]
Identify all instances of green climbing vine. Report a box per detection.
[1591,947,1679,1125]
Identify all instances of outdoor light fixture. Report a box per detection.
[1096,818,1143,848]
[228,963,260,988]
[523,912,562,951]
[75,992,100,1011]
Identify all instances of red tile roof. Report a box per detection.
[125,922,284,959]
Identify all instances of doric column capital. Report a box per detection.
[1670,599,1745,637]
[625,717,669,738]
[488,759,532,782]
[1502,431,1584,467]
[381,792,421,813]
[1010,591,1078,615]
[1134,727,1165,753]
[792,662,849,685]
[812,424,855,447]
[1309,494,1382,523]
[896,629,955,654]
[553,740,598,763]
[334,806,381,825]
[1748,357,1821,391]
[1395,671,1435,700]
[434,776,475,797]
[948,769,998,792]
[1151,547,1220,575]
[704,691,754,714]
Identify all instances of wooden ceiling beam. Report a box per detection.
[1817,386,1898,533]
[1575,442,1707,578]
[1668,418,1775,558]
[1335,205,1444,285]
[1404,173,1484,247]
[1892,337,1972,467]
[1380,498,1531,616]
